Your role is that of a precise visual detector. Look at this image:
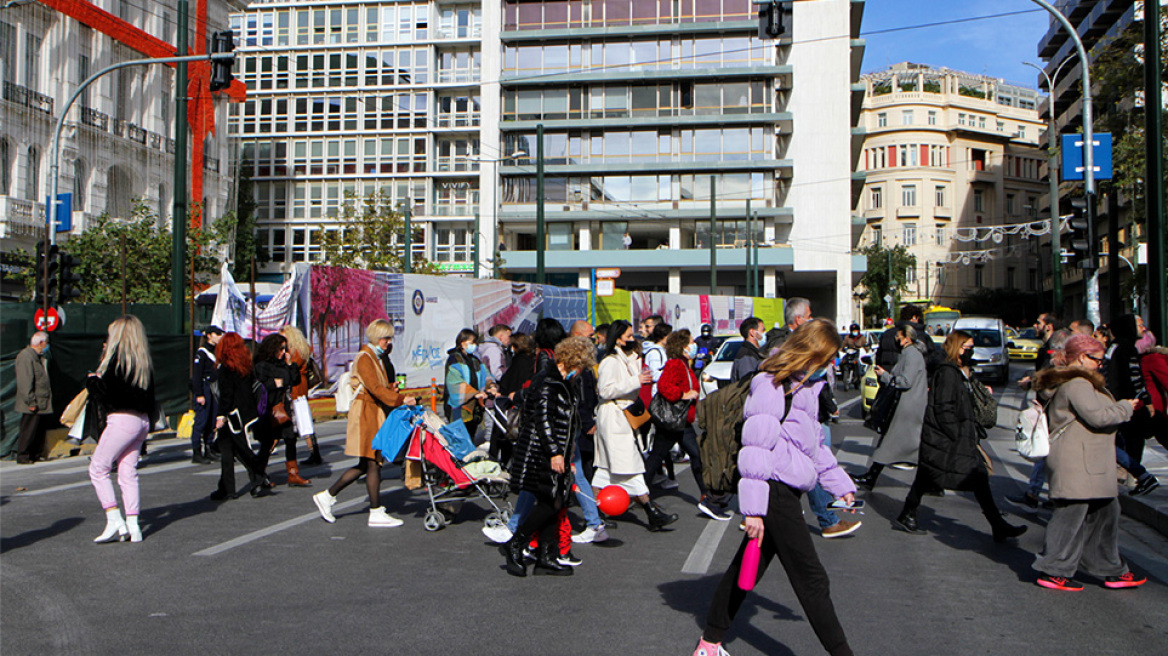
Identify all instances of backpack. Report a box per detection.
[697,373,791,496]
[1014,395,1070,460]
[252,378,268,417]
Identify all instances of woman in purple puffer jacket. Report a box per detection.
[694,319,856,656]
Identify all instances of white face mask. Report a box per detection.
[685,343,697,359]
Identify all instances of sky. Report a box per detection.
[860,0,1054,89]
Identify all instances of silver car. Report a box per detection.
[699,337,744,398]
[952,317,1009,384]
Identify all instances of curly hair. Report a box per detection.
[665,329,693,360]
[216,332,253,376]
[554,335,596,372]
[255,333,288,363]
[759,319,841,389]
[280,325,312,361]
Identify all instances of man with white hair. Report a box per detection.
[764,297,812,352]
[15,332,53,464]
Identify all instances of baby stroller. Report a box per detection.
[404,410,513,532]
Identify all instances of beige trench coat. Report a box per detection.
[345,346,402,460]
[594,348,645,475]
[1044,377,1134,500]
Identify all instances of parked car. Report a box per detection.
[953,316,1009,384]
[699,337,743,398]
[861,362,878,416]
[1006,327,1042,361]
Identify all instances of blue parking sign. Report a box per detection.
[45,192,73,232]
[1061,133,1112,181]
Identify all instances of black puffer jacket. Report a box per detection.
[918,361,984,491]
[509,366,579,503]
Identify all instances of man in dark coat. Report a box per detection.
[875,305,936,369]
[1033,313,1061,371]
[730,317,766,382]
[190,325,224,464]
[14,332,52,464]
[763,297,811,353]
[1107,314,1155,471]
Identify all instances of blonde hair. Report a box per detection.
[758,318,841,390]
[555,335,597,372]
[942,330,972,364]
[365,319,394,344]
[280,325,312,360]
[98,315,153,389]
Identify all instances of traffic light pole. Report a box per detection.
[174,0,188,335]
[1145,4,1165,338]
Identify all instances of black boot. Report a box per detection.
[644,501,679,532]
[990,517,1028,543]
[301,439,323,466]
[894,509,926,535]
[851,464,884,491]
[504,536,528,577]
[532,542,572,576]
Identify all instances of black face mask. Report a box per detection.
[960,350,975,367]
[620,338,640,355]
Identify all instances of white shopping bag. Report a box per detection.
[293,396,315,437]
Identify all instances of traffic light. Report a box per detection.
[209,30,235,92]
[33,241,60,305]
[1067,197,1096,270]
[58,252,82,303]
[756,0,785,39]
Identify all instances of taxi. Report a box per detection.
[1007,327,1042,361]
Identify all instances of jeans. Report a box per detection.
[1027,459,1047,497]
[1114,444,1149,480]
[572,442,602,529]
[807,424,839,529]
[89,412,150,515]
[508,490,535,532]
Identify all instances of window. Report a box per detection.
[978,116,986,129]
[73,159,86,211]
[996,121,1005,132]
[870,186,882,209]
[974,265,984,288]
[0,139,9,195]
[904,223,916,246]
[906,266,917,284]
[871,226,882,247]
[1006,193,1017,216]
[877,112,887,128]
[0,21,15,87]
[974,189,984,212]
[934,185,946,207]
[24,33,40,88]
[1016,126,1027,139]
[25,146,39,200]
[902,184,916,206]
[927,110,937,126]
[957,113,966,126]
[935,226,946,245]
[1006,267,1016,289]
[901,110,913,125]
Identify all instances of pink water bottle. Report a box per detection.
[737,537,763,591]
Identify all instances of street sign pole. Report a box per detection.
[1145,2,1165,337]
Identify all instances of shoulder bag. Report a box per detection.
[650,369,693,433]
[968,378,998,430]
[863,381,901,435]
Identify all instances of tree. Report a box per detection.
[10,199,220,304]
[309,265,387,375]
[315,190,437,273]
[858,244,916,325]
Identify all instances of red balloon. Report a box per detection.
[596,485,631,516]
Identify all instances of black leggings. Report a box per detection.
[216,426,264,494]
[280,423,299,462]
[328,456,382,508]
[703,481,852,655]
[514,494,562,548]
[902,467,1004,529]
[644,424,705,497]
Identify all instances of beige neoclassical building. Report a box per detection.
[856,62,1047,309]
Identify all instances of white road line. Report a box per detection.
[681,518,731,575]
[192,486,404,557]
[14,461,197,497]
[837,396,861,412]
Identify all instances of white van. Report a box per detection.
[952,317,1009,384]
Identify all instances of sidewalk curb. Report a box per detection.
[1118,493,1168,540]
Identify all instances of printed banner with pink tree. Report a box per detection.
[309,266,391,383]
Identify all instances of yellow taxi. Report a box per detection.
[1006,327,1042,361]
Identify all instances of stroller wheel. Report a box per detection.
[423,511,445,532]
[499,509,512,525]
[485,512,506,529]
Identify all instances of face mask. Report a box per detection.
[686,343,698,359]
[40,345,50,357]
[807,367,828,382]
[960,350,975,367]
[851,330,860,336]
[372,345,385,356]
[464,343,477,355]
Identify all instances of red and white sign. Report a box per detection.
[34,307,61,332]
[595,268,621,279]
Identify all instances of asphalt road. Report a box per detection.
[2,362,1166,655]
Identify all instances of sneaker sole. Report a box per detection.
[823,522,862,539]
[893,522,926,535]
[698,504,733,521]
[1103,580,1146,589]
[369,521,403,528]
[1037,579,1083,591]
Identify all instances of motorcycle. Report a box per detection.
[839,348,861,391]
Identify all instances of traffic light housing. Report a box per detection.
[33,241,60,305]
[209,30,235,92]
[1067,197,1096,270]
[58,252,82,303]
[756,0,785,40]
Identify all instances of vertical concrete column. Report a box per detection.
[669,268,681,294]
[764,266,776,298]
[578,224,592,250]
[478,0,503,279]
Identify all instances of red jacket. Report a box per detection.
[1140,351,1168,413]
[658,358,699,423]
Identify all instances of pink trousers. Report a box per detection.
[89,411,149,516]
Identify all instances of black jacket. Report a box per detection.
[217,366,259,435]
[190,346,218,397]
[918,362,984,491]
[509,366,579,503]
[730,340,765,382]
[1106,314,1152,405]
[254,359,300,413]
[763,326,790,353]
[499,353,537,398]
[87,359,156,416]
[876,320,938,370]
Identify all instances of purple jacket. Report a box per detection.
[738,373,856,517]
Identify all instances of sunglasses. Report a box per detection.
[1086,354,1104,363]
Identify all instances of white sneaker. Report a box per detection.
[482,524,513,543]
[313,491,337,523]
[591,525,609,543]
[368,507,403,527]
[572,526,600,544]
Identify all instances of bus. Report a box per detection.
[923,306,961,337]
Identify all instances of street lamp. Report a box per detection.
[1023,56,1074,312]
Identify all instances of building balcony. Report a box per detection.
[0,196,46,240]
[501,111,792,133]
[896,206,921,218]
[501,20,758,43]
[502,65,792,88]
[500,244,794,272]
[499,159,792,177]
[3,81,53,115]
[81,106,109,131]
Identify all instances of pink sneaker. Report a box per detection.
[693,639,730,656]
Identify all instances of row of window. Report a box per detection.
[874,109,1034,139]
[238,47,482,92]
[875,109,939,128]
[503,127,772,165]
[503,36,766,76]
[502,171,769,204]
[231,4,482,48]
[503,0,755,31]
[503,81,768,121]
[253,179,429,221]
[255,222,469,265]
[233,93,431,135]
[869,184,950,210]
[865,145,951,170]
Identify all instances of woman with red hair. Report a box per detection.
[211,332,270,500]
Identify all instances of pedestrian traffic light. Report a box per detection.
[58,252,82,303]
[1067,197,1096,270]
[755,0,785,39]
[33,241,60,305]
[209,30,235,92]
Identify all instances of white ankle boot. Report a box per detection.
[368,507,403,527]
[94,508,128,543]
[313,491,337,523]
[125,515,143,543]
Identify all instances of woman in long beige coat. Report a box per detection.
[1032,335,1144,591]
[593,320,678,531]
[313,320,415,527]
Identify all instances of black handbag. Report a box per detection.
[968,378,998,430]
[863,381,901,435]
[650,370,694,433]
